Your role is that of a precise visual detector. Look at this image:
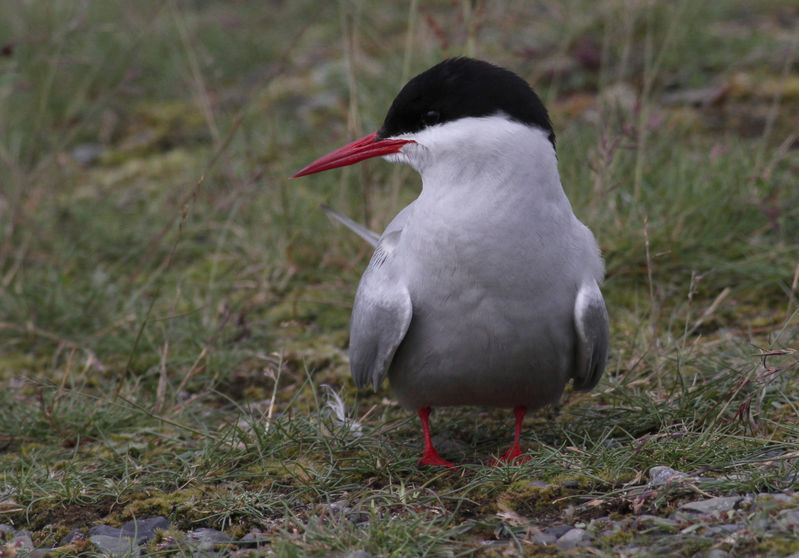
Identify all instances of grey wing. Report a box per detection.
[572,279,609,391]
[321,201,416,248]
[349,231,412,391]
[320,204,380,247]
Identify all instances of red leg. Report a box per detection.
[494,406,531,466]
[417,407,456,468]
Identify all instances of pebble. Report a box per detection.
[59,528,86,546]
[649,466,691,485]
[680,496,741,515]
[343,552,373,558]
[89,516,170,545]
[556,527,588,550]
[757,492,795,505]
[776,508,799,528]
[544,524,573,539]
[525,480,549,489]
[238,529,266,547]
[186,527,234,550]
[4,530,33,552]
[70,143,104,166]
[531,528,557,545]
[90,534,138,556]
[706,550,728,558]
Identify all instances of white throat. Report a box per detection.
[385,115,562,200]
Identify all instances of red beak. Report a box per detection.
[292,132,414,178]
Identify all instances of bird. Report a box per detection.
[293,57,608,468]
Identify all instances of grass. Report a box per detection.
[1,0,798,555]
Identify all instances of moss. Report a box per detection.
[496,481,568,516]
[596,527,634,547]
[736,537,799,556]
[107,489,206,526]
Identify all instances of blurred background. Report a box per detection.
[0,0,798,552]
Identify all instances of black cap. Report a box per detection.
[377,57,555,148]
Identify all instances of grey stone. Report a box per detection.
[327,499,352,514]
[7,531,33,551]
[88,525,124,538]
[59,528,86,546]
[556,528,587,550]
[680,496,741,515]
[70,143,104,166]
[544,524,573,539]
[119,516,170,543]
[777,508,799,527]
[343,552,373,558]
[649,466,691,485]
[90,534,138,556]
[706,550,728,558]
[525,480,549,489]
[186,528,233,550]
[530,528,557,545]
[238,529,266,547]
[715,523,743,534]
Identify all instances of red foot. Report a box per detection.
[493,446,532,466]
[417,407,457,469]
[418,451,457,468]
[492,406,531,466]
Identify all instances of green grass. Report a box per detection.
[1,0,798,556]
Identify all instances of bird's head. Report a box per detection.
[293,57,555,179]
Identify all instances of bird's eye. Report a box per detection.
[422,110,440,125]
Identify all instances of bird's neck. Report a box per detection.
[417,120,564,205]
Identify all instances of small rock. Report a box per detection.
[525,480,549,489]
[777,508,799,527]
[343,552,373,558]
[59,529,86,546]
[706,550,728,558]
[556,528,587,550]
[530,528,557,545]
[70,143,104,166]
[119,516,170,543]
[543,524,573,539]
[715,523,743,534]
[680,496,741,515]
[90,534,138,556]
[88,525,123,538]
[649,466,690,485]
[238,529,266,547]
[7,531,34,552]
[186,528,233,550]
[327,500,352,514]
